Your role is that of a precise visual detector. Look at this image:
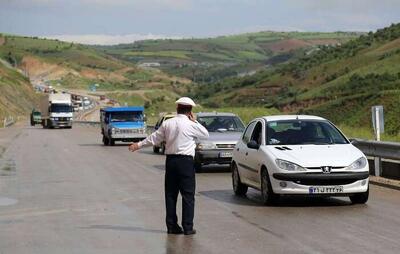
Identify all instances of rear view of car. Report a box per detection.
[153,113,176,154]
[195,112,245,172]
[232,115,369,205]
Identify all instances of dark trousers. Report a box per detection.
[165,155,195,231]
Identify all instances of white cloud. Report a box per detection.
[43,33,184,45]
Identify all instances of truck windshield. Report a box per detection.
[197,116,245,132]
[266,120,349,145]
[110,112,143,122]
[50,104,73,113]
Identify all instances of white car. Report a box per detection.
[231,115,369,205]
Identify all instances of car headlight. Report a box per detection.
[197,142,217,150]
[111,127,117,134]
[348,157,367,170]
[275,159,306,171]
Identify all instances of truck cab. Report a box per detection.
[40,93,73,129]
[100,107,147,146]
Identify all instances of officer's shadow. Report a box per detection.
[165,235,203,254]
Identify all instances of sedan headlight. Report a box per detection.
[197,142,217,150]
[275,159,306,171]
[347,157,367,170]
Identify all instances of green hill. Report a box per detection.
[97,31,357,82]
[0,59,38,120]
[0,34,191,94]
[193,24,400,140]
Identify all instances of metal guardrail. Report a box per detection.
[2,116,14,128]
[351,139,400,161]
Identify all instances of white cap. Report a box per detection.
[175,97,196,107]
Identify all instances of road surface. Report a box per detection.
[0,124,399,254]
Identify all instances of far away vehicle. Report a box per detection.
[39,93,73,129]
[152,113,176,154]
[30,109,42,126]
[100,107,147,146]
[232,115,369,205]
[195,112,245,172]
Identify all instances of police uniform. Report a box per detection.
[137,98,209,234]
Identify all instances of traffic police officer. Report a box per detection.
[129,97,209,235]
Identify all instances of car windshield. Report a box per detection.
[110,111,143,122]
[50,104,73,113]
[266,120,349,145]
[33,112,41,116]
[197,116,245,132]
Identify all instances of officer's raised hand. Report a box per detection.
[129,142,140,152]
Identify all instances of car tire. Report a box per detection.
[153,146,160,153]
[260,168,279,205]
[160,143,166,155]
[232,163,248,196]
[350,187,369,204]
[194,161,202,173]
[110,139,115,146]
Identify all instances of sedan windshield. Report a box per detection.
[266,120,349,145]
[197,116,245,132]
[110,111,143,122]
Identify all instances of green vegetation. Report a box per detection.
[0,60,38,120]
[192,23,400,140]
[97,31,357,82]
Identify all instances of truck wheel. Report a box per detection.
[153,146,160,153]
[102,136,109,146]
[110,139,115,146]
[350,188,369,204]
[232,163,248,196]
[30,121,35,126]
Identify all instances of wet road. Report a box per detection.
[0,125,400,254]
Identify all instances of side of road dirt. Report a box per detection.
[370,176,400,191]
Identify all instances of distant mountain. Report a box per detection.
[193,23,400,136]
[96,31,358,82]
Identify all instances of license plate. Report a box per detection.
[219,152,233,158]
[309,186,344,194]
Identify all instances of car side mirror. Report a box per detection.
[247,140,260,150]
[143,115,147,122]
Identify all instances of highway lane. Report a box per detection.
[0,124,400,254]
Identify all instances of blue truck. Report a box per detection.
[100,107,147,146]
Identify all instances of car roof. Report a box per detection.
[102,106,144,112]
[197,112,238,117]
[260,115,326,122]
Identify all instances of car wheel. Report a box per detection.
[260,168,278,205]
[194,161,202,173]
[350,187,369,204]
[232,163,248,196]
[160,143,166,155]
[110,139,115,146]
[153,146,160,153]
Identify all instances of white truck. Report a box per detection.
[40,93,73,129]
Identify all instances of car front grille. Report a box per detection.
[294,179,358,186]
[216,144,235,149]
[117,129,144,134]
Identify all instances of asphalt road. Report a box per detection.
[0,124,400,254]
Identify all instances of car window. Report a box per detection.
[250,121,263,145]
[266,120,349,145]
[197,116,245,132]
[242,121,256,144]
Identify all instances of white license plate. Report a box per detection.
[219,152,233,158]
[309,186,344,194]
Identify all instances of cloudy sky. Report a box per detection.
[0,0,399,45]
